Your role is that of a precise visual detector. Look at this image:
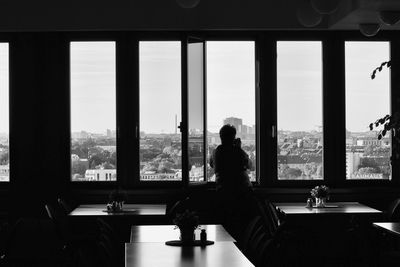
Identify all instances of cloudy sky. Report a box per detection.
[66,40,390,135]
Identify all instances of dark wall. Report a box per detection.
[7,33,69,219]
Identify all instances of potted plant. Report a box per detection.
[310,185,330,207]
[173,209,199,243]
[369,60,400,162]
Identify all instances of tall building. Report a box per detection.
[223,117,243,133]
[106,129,112,137]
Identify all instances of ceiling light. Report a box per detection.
[297,0,323,27]
[310,0,340,14]
[359,24,381,37]
[176,0,200,9]
[379,11,400,26]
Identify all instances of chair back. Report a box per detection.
[57,198,72,215]
[239,216,263,251]
[387,198,400,221]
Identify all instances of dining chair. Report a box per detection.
[386,198,400,221]
[57,197,73,215]
[239,216,263,251]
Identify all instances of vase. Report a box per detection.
[179,227,195,243]
[315,197,326,207]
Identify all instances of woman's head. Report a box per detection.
[219,124,236,144]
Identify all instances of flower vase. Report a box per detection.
[315,197,326,207]
[179,227,195,243]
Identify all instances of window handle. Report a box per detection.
[272,125,276,138]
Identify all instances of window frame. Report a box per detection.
[67,33,120,189]
[64,31,400,191]
[341,34,396,187]
[0,38,10,187]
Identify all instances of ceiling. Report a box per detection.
[329,0,400,30]
[0,0,398,32]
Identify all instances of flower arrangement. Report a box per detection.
[173,209,199,231]
[310,185,330,199]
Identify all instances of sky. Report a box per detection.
[139,41,255,134]
[0,43,8,133]
[70,42,116,133]
[67,40,390,134]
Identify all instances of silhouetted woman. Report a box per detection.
[210,124,255,238]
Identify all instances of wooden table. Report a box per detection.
[373,222,400,237]
[125,242,254,267]
[68,204,166,217]
[130,224,235,243]
[275,202,382,217]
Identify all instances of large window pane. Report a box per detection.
[207,41,256,182]
[70,42,116,182]
[188,42,205,182]
[139,42,181,181]
[277,41,323,180]
[345,42,391,180]
[0,44,8,182]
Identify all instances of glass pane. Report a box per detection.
[0,44,8,182]
[188,42,205,182]
[70,42,116,182]
[345,42,391,180]
[277,41,323,180]
[207,41,256,182]
[139,41,181,181]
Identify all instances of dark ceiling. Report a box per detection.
[0,0,398,32]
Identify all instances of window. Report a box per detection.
[206,41,256,181]
[345,41,391,180]
[139,41,182,181]
[70,42,116,182]
[0,43,8,182]
[277,41,323,180]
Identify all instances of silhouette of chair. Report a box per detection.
[386,198,400,221]
[167,197,193,220]
[57,198,73,215]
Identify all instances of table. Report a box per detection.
[373,222,400,237]
[130,224,235,243]
[68,204,166,217]
[125,242,254,267]
[275,202,382,216]
[274,202,383,264]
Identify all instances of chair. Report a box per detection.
[96,218,123,266]
[386,198,400,221]
[167,197,192,220]
[57,198,73,215]
[238,216,263,251]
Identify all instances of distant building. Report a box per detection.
[189,166,204,182]
[0,164,9,181]
[140,170,181,180]
[346,152,362,178]
[97,145,116,153]
[85,169,116,181]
